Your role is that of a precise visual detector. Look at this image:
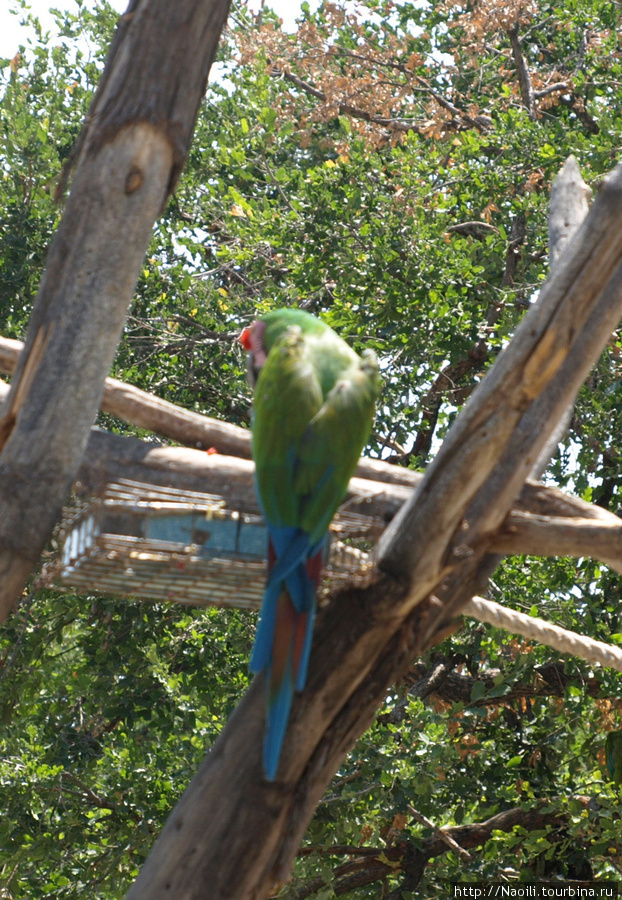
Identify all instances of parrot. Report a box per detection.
[239,308,380,780]
[605,730,622,785]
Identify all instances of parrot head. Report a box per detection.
[239,320,267,386]
[240,309,322,386]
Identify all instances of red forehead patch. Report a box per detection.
[239,326,253,350]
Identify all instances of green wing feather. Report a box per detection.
[251,325,323,529]
[252,315,379,547]
[293,349,379,541]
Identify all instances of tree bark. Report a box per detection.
[0,0,232,621]
[548,155,592,269]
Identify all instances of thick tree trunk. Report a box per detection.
[123,165,622,899]
[0,0,232,621]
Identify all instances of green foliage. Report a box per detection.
[0,591,252,896]
[1,0,622,896]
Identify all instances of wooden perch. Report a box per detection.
[548,155,592,269]
[2,373,622,572]
[0,334,252,458]
[531,154,591,478]
[0,335,399,486]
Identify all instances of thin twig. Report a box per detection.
[407,806,473,862]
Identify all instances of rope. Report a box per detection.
[463,595,622,673]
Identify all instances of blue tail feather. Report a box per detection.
[266,527,309,586]
[250,528,313,675]
[249,576,281,675]
[250,527,321,780]
[295,600,316,692]
[263,659,295,781]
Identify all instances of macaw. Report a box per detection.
[605,730,622,785]
[239,308,380,780]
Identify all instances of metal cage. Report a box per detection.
[40,479,380,610]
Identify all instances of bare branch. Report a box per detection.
[60,772,117,812]
[270,65,492,137]
[507,23,535,118]
[533,81,571,99]
[407,806,473,862]
[415,75,493,132]
[271,65,422,133]
[559,93,600,134]
[530,155,591,477]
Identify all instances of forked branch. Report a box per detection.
[124,162,622,899]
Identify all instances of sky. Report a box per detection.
[0,0,305,60]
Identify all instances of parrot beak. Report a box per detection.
[239,320,267,387]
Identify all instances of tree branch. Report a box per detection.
[414,75,493,132]
[271,65,421,134]
[0,334,252,458]
[395,659,604,711]
[407,805,473,862]
[60,771,118,812]
[294,800,572,897]
[270,65,493,136]
[508,23,535,118]
[120,162,622,899]
[533,81,571,99]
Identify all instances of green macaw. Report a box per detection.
[605,730,622,785]
[239,308,380,780]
